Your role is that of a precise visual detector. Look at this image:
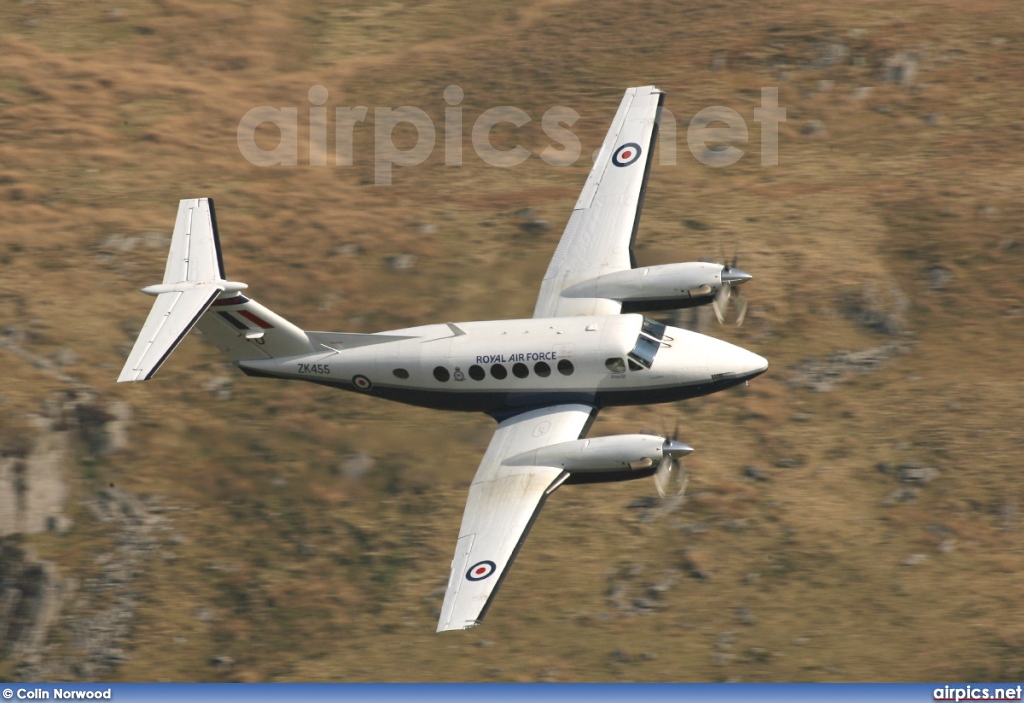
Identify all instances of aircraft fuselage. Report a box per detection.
[237,313,767,418]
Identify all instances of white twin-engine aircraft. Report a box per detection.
[119,86,766,631]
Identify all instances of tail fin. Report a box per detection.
[118,198,312,382]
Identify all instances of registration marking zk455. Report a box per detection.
[298,363,330,375]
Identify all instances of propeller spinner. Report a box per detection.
[654,432,693,498]
[713,255,753,326]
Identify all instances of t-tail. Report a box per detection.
[117,198,314,382]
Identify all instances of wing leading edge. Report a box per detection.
[533,85,664,319]
[437,404,596,632]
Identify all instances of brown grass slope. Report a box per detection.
[1,0,1023,682]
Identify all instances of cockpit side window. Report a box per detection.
[628,334,660,369]
[626,317,669,370]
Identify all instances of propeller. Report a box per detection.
[712,252,752,326]
[654,421,693,498]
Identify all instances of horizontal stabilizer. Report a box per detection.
[117,284,223,382]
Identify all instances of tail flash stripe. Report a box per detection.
[217,311,249,331]
[238,310,274,329]
[213,294,251,307]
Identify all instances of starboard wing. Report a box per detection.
[436,404,596,631]
[533,85,664,318]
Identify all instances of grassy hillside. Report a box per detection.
[1,0,1022,682]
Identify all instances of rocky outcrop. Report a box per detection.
[0,541,74,662]
[0,391,152,681]
[787,343,909,392]
[1,392,131,538]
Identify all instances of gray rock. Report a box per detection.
[746,647,772,662]
[882,487,920,506]
[735,606,757,626]
[331,243,361,257]
[883,52,919,86]
[627,496,659,509]
[787,343,907,392]
[519,219,551,233]
[801,120,826,137]
[711,50,728,70]
[814,42,849,68]
[773,457,803,468]
[211,655,235,670]
[0,410,69,537]
[840,280,908,336]
[898,464,939,483]
[633,596,665,611]
[900,554,928,566]
[339,451,376,480]
[51,348,78,367]
[201,375,233,401]
[998,499,1017,532]
[743,465,769,481]
[387,254,417,270]
[926,266,953,291]
[0,543,70,658]
[46,515,73,534]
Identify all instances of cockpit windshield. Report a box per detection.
[641,317,667,341]
[628,317,668,370]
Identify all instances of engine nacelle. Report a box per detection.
[560,262,723,312]
[503,434,691,473]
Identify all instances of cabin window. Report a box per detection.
[557,359,575,376]
[512,362,529,378]
[534,361,551,378]
[433,366,450,382]
[392,368,410,379]
[605,357,626,373]
[490,364,508,380]
[468,364,485,381]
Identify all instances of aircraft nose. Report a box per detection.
[706,339,768,380]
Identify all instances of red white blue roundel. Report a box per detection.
[612,142,642,167]
[352,374,372,391]
[466,560,496,581]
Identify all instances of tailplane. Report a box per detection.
[118,198,313,382]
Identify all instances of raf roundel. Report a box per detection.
[466,560,497,581]
[352,374,373,391]
[612,142,642,167]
